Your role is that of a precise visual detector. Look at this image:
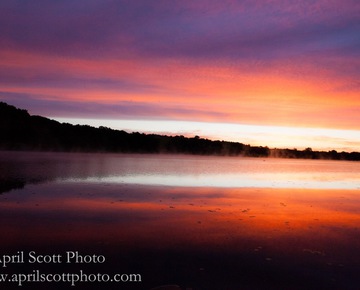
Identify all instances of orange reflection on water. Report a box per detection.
[1,184,359,257]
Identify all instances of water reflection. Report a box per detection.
[70,173,359,189]
[1,182,360,288]
[1,151,360,289]
[1,151,359,193]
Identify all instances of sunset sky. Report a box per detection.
[1,0,359,151]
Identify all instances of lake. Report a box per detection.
[0,151,359,289]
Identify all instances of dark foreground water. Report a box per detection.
[0,152,359,289]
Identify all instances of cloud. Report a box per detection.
[0,0,359,135]
[0,0,358,61]
[0,91,229,121]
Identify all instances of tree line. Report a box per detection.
[0,101,359,161]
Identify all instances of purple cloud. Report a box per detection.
[0,0,359,129]
[0,0,358,61]
[0,91,228,121]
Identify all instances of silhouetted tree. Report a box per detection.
[0,102,359,161]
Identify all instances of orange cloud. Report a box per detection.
[1,49,359,130]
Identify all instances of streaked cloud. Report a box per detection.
[0,0,359,150]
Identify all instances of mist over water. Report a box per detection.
[0,151,359,289]
[1,152,359,192]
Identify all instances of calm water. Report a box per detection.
[0,151,360,289]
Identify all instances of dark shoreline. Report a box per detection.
[1,101,359,161]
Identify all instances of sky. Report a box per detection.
[0,0,359,152]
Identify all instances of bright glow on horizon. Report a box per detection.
[53,117,360,152]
